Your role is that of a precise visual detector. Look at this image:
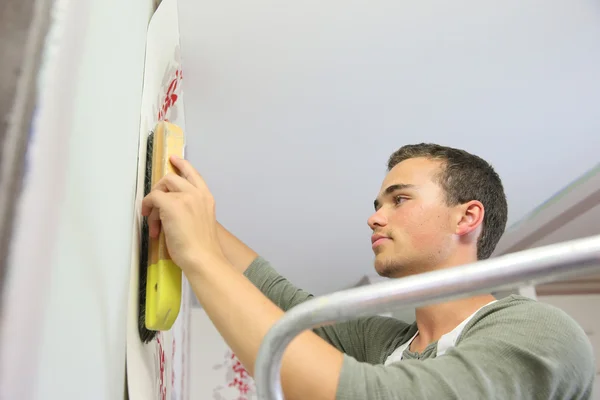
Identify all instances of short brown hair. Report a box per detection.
[387,143,507,260]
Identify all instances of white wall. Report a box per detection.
[34,1,152,397]
[2,1,154,399]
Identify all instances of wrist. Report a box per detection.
[181,250,231,278]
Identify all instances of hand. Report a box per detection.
[141,156,225,274]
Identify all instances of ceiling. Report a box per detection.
[178,0,600,295]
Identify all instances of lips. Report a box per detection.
[371,234,390,248]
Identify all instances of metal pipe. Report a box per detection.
[254,234,600,400]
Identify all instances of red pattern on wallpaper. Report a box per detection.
[228,352,252,397]
[212,350,256,400]
[157,68,182,122]
[172,337,176,388]
[157,334,167,400]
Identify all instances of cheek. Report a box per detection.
[396,205,451,246]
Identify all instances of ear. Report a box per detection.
[455,200,484,237]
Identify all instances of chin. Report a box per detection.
[374,255,400,278]
[374,254,418,279]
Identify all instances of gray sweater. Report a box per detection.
[244,256,596,399]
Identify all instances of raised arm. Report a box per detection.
[215,213,409,363]
[216,222,258,274]
[215,222,316,312]
[216,211,411,361]
[244,255,411,363]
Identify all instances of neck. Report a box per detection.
[412,294,496,346]
[408,250,495,349]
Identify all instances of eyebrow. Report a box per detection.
[374,183,416,210]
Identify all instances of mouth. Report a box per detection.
[371,234,391,249]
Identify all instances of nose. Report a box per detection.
[367,209,387,230]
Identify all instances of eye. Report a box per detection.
[394,195,407,205]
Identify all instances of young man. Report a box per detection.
[142,143,595,399]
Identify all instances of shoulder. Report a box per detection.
[463,294,591,348]
[466,294,587,337]
[459,295,595,392]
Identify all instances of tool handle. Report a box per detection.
[145,121,185,331]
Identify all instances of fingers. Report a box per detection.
[141,158,214,242]
[141,190,168,217]
[169,156,206,189]
[148,208,161,238]
[153,172,194,193]
[142,191,170,238]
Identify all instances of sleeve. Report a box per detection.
[243,256,411,363]
[334,301,596,400]
[243,256,313,311]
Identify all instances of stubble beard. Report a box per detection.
[374,248,423,279]
[374,253,403,278]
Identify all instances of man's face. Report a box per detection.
[368,157,457,278]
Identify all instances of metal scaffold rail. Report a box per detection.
[254,234,600,400]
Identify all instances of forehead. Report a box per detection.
[380,157,443,191]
